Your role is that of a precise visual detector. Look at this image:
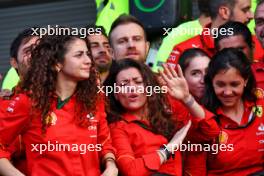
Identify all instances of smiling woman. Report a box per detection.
[0,32,117,176]
[198,48,264,175]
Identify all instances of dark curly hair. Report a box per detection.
[104,59,176,139]
[18,33,99,132]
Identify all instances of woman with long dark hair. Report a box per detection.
[201,48,264,175]
[0,33,117,176]
[104,58,219,176]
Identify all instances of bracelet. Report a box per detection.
[158,150,167,161]
[102,157,116,165]
[160,146,172,160]
[184,95,195,107]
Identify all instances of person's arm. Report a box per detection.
[0,158,24,176]
[159,64,220,141]
[0,94,31,175]
[101,153,118,176]
[159,64,205,118]
[110,121,191,176]
[96,98,118,176]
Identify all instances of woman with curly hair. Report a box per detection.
[104,59,219,176]
[0,33,117,176]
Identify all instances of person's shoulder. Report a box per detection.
[0,92,31,114]
[173,34,201,50]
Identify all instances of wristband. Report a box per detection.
[102,157,116,165]
[160,146,172,159]
[184,95,195,107]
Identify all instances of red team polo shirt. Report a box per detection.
[252,62,264,99]
[166,24,215,69]
[0,93,115,176]
[166,24,264,68]
[110,98,220,176]
[185,100,264,176]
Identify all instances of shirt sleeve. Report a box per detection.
[188,108,220,143]
[166,45,182,69]
[169,97,220,142]
[96,97,116,157]
[110,123,162,176]
[0,94,31,159]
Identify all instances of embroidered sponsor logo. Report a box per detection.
[256,123,264,136]
[45,112,57,126]
[253,106,263,118]
[6,96,20,113]
[219,131,228,144]
[255,88,264,99]
[6,107,14,113]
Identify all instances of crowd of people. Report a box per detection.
[0,0,263,175]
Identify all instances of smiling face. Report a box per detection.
[184,56,210,99]
[114,67,147,114]
[58,38,92,82]
[212,67,247,108]
[110,23,149,62]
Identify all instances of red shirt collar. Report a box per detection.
[216,101,255,127]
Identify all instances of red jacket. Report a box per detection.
[184,100,264,176]
[0,93,115,176]
[166,24,264,68]
[252,62,264,99]
[110,98,219,176]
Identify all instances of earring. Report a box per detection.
[56,67,61,72]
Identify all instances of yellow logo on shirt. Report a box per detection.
[255,88,264,99]
[219,131,228,144]
[252,106,263,118]
[45,112,57,126]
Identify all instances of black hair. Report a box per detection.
[178,48,210,73]
[202,48,257,113]
[215,21,252,50]
[198,0,210,16]
[209,0,236,19]
[10,27,39,61]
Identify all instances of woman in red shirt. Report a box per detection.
[0,33,117,176]
[104,58,218,176]
[199,48,264,175]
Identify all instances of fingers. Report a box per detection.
[162,64,174,79]
[158,69,170,84]
[177,64,184,78]
[168,64,178,78]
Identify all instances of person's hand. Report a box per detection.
[166,120,191,153]
[101,161,118,176]
[159,64,190,102]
